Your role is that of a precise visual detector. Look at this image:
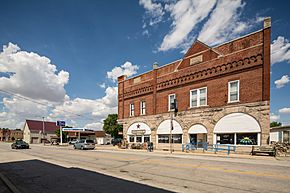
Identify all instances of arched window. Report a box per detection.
[157,120,183,144]
[213,113,261,145]
[127,122,151,143]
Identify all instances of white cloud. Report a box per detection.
[159,0,216,51]
[0,43,120,129]
[141,0,262,52]
[198,0,247,45]
[139,0,165,26]
[0,96,48,128]
[51,87,118,127]
[271,36,290,65]
[107,61,139,82]
[0,42,69,102]
[270,113,280,122]
[98,82,106,89]
[279,107,290,114]
[274,75,289,88]
[85,122,103,130]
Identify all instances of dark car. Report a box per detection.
[11,140,29,149]
[111,138,122,146]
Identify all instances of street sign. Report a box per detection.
[56,121,65,127]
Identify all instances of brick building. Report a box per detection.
[118,18,271,151]
[0,129,23,141]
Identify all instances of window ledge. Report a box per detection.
[189,105,209,109]
[227,100,240,104]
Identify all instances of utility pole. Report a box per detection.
[60,126,63,145]
[42,117,45,142]
[170,113,173,153]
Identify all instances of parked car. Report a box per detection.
[68,139,78,145]
[73,139,95,150]
[111,138,122,146]
[11,140,29,149]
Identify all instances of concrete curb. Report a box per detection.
[0,172,21,193]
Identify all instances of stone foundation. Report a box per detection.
[119,101,270,152]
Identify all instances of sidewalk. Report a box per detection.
[30,143,290,163]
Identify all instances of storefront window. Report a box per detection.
[236,133,257,145]
[136,136,142,143]
[172,134,182,143]
[158,134,182,143]
[144,136,150,142]
[129,136,134,143]
[158,135,169,143]
[217,133,234,144]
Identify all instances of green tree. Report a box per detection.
[103,114,123,138]
[270,121,282,127]
[55,129,68,142]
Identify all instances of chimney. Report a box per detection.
[263,17,271,29]
[118,75,126,82]
[153,62,158,70]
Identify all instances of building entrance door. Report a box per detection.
[189,134,197,144]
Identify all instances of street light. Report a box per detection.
[170,99,178,154]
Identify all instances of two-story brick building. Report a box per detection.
[118,18,271,151]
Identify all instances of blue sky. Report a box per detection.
[0,0,289,129]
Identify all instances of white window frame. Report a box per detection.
[168,94,176,111]
[129,103,134,117]
[140,101,146,115]
[213,132,260,146]
[228,80,240,103]
[190,87,207,108]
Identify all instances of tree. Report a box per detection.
[270,121,282,127]
[55,129,68,142]
[103,114,123,138]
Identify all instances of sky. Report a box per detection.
[0,0,289,130]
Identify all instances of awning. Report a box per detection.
[127,122,151,135]
[157,120,183,134]
[188,124,207,134]
[214,113,261,133]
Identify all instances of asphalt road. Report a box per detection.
[0,143,290,193]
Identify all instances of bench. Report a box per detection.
[252,146,276,156]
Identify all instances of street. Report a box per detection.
[0,143,290,193]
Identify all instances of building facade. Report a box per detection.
[270,126,290,143]
[118,18,271,151]
[23,119,59,143]
[0,129,23,141]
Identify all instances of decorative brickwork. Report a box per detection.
[118,20,271,151]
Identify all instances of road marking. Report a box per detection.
[141,159,290,180]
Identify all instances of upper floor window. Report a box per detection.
[228,80,240,103]
[130,103,134,117]
[140,101,146,115]
[168,94,176,111]
[190,87,207,107]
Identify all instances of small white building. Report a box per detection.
[270,126,290,143]
[23,119,59,144]
[95,131,112,145]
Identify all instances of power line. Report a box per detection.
[0,89,96,121]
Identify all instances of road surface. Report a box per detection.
[0,142,290,193]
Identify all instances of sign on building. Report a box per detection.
[56,121,66,127]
